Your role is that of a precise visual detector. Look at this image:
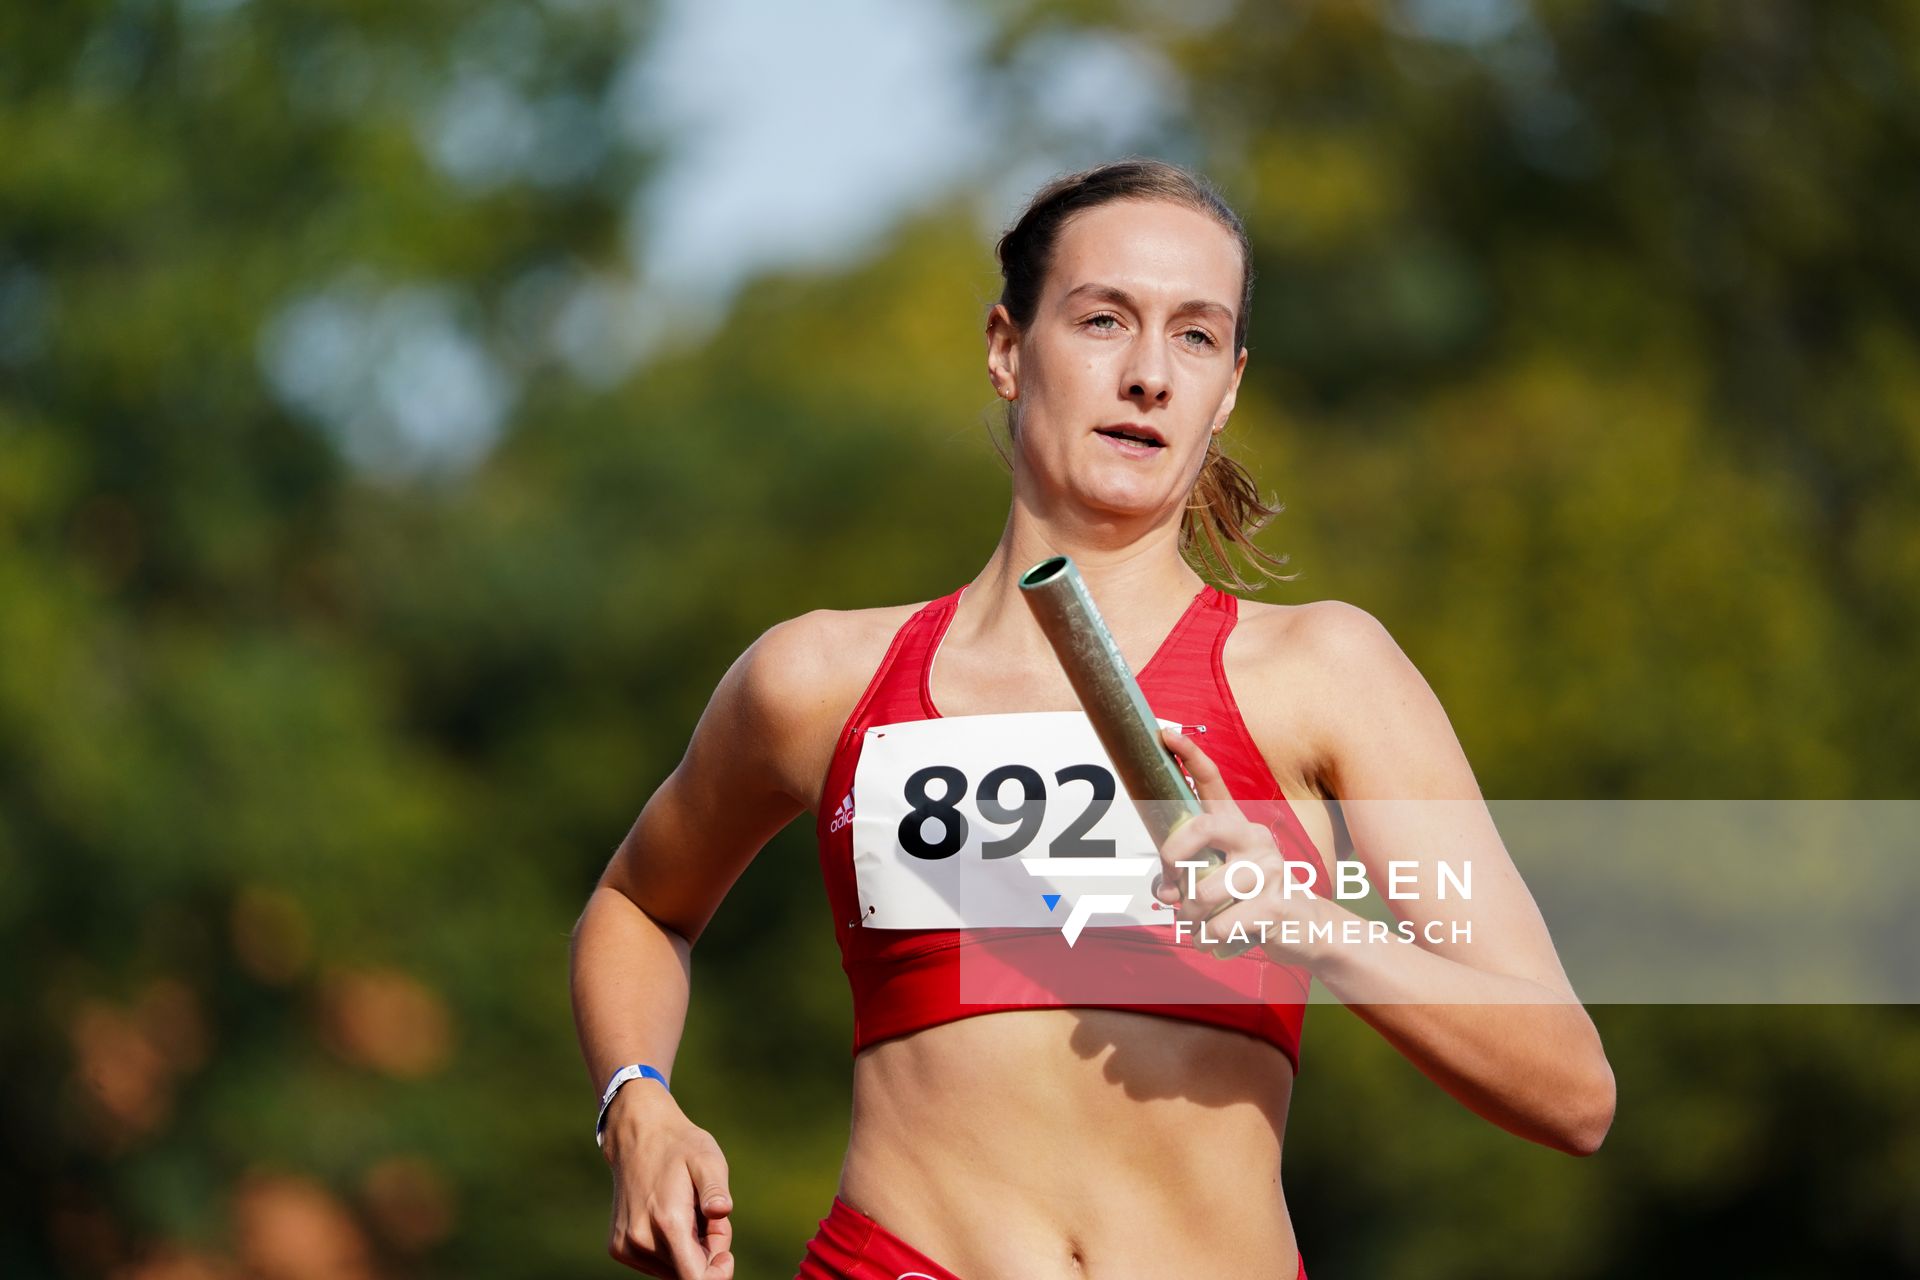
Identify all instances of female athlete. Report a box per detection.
[569,157,1615,1279]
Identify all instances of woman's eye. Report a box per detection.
[1084,314,1215,348]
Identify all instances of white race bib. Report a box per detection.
[849,711,1184,931]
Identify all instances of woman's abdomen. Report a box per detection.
[840,1006,1299,1279]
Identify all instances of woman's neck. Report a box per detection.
[949,508,1207,667]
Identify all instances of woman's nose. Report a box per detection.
[1125,346,1172,404]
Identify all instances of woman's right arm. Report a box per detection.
[570,614,828,1277]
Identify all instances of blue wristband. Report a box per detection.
[595,1063,669,1148]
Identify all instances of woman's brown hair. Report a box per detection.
[990,156,1297,592]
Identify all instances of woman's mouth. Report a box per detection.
[1094,426,1166,457]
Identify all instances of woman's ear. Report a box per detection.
[985,304,1020,400]
[1211,344,1249,433]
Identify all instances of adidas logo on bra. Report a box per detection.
[829,790,854,834]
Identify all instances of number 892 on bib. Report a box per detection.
[848,711,1185,931]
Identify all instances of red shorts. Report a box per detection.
[795,1195,1308,1279]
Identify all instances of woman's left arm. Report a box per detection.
[1158,602,1615,1157]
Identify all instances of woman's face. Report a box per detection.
[988,197,1249,527]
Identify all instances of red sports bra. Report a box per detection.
[814,581,1331,1073]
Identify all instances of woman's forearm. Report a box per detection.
[1307,904,1616,1155]
[569,883,695,1101]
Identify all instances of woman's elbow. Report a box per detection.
[1555,1059,1616,1157]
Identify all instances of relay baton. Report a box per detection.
[1018,555,1224,876]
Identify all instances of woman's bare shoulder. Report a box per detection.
[752,598,933,695]
[740,597,938,808]
[1226,596,1411,790]
[1233,595,1396,657]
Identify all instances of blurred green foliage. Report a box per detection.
[3,1,1917,1277]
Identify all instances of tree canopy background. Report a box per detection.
[3,0,1917,1276]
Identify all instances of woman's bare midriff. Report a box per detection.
[838,1007,1301,1279]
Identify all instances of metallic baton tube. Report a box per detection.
[1019,555,1223,875]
